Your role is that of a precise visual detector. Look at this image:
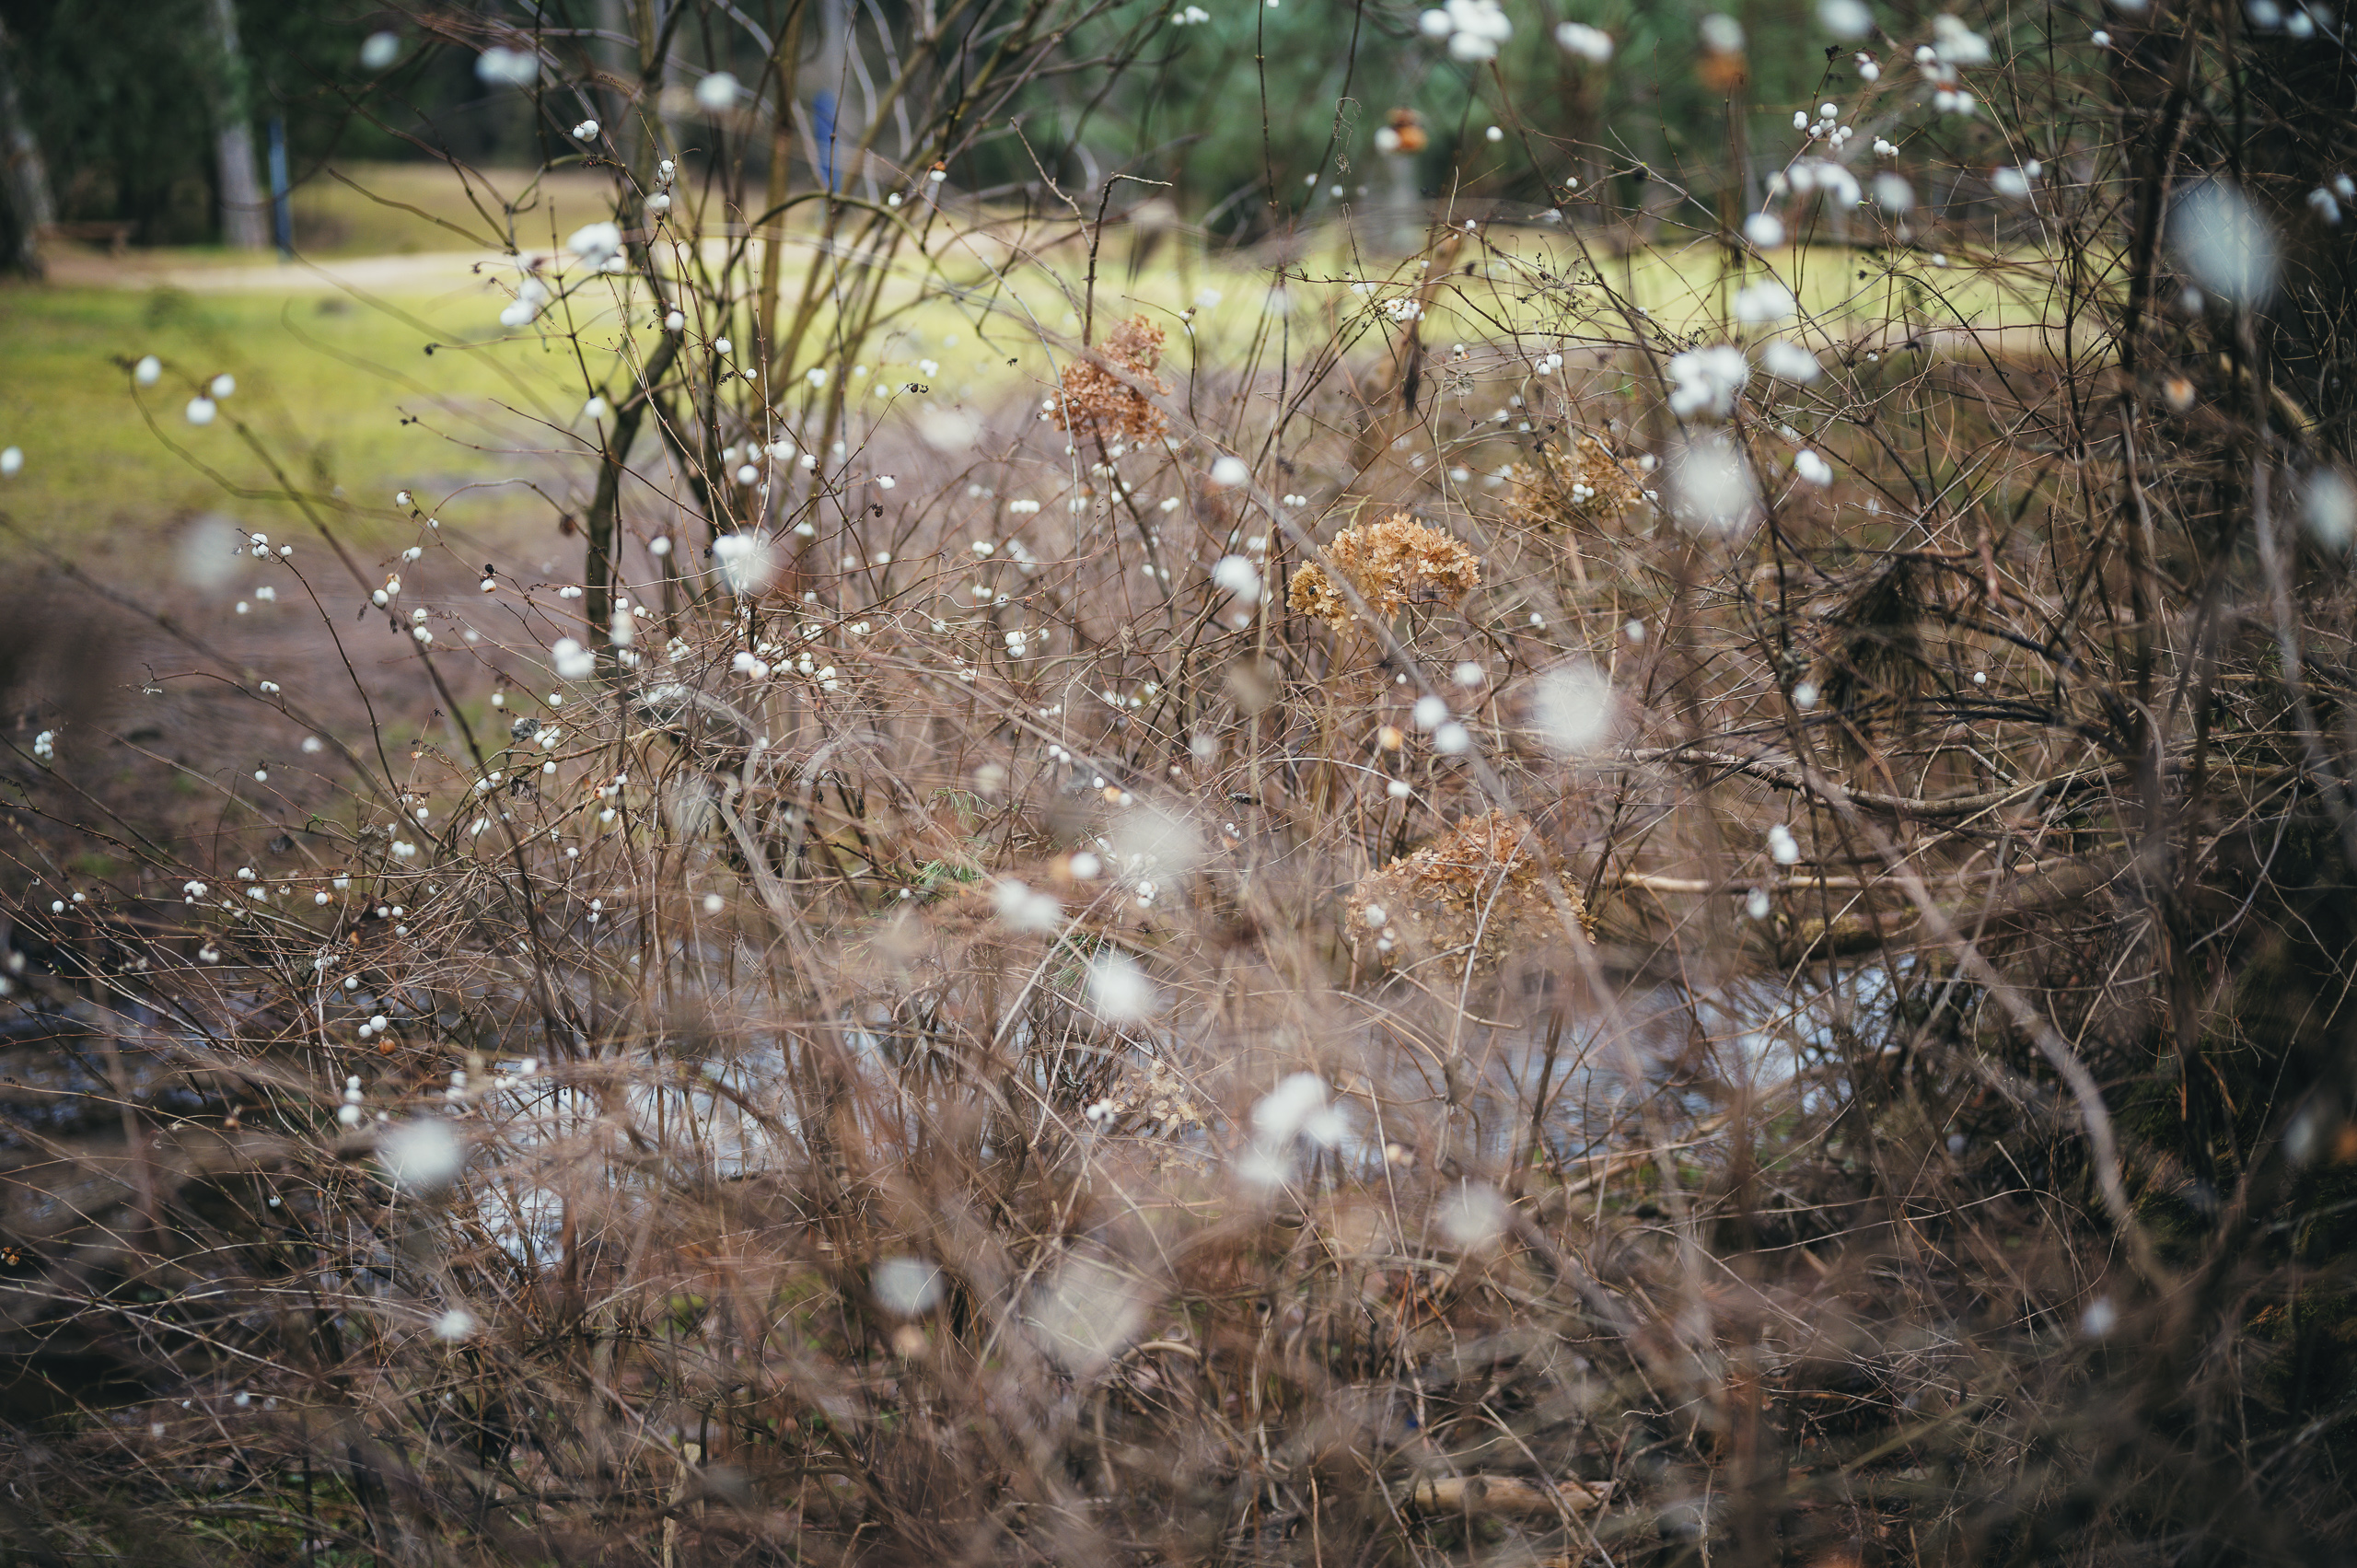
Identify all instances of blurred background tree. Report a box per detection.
[0,0,1862,251]
[0,0,477,249]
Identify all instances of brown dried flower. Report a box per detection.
[1051,314,1169,441]
[1092,1055,1204,1136]
[1287,514,1480,631]
[1501,435,1645,529]
[1344,811,1588,974]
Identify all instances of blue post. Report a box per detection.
[813,90,837,192]
[267,116,292,259]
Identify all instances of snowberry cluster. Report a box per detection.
[1417,0,1512,61]
[2308,175,2356,226]
[1794,102,1856,151]
[1917,15,1991,116]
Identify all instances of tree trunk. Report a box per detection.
[204,0,268,250]
[0,19,52,276]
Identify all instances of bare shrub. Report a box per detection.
[0,2,2354,1564]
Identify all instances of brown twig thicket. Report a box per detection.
[0,2,2354,1564]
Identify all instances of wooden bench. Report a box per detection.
[41,220,136,256]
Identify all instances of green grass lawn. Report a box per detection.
[0,279,589,558]
[278,162,2065,344]
[0,160,2094,568]
[291,161,617,257]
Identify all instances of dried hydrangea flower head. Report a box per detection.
[1345,810,1588,975]
[1086,1055,1205,1137]
[1501,434,1646,528]
[1051,314,1169,441]
[1287,513,1480,631]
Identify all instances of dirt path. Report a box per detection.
[1,518,557,906]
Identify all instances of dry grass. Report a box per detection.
[0,5,2353,1566]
